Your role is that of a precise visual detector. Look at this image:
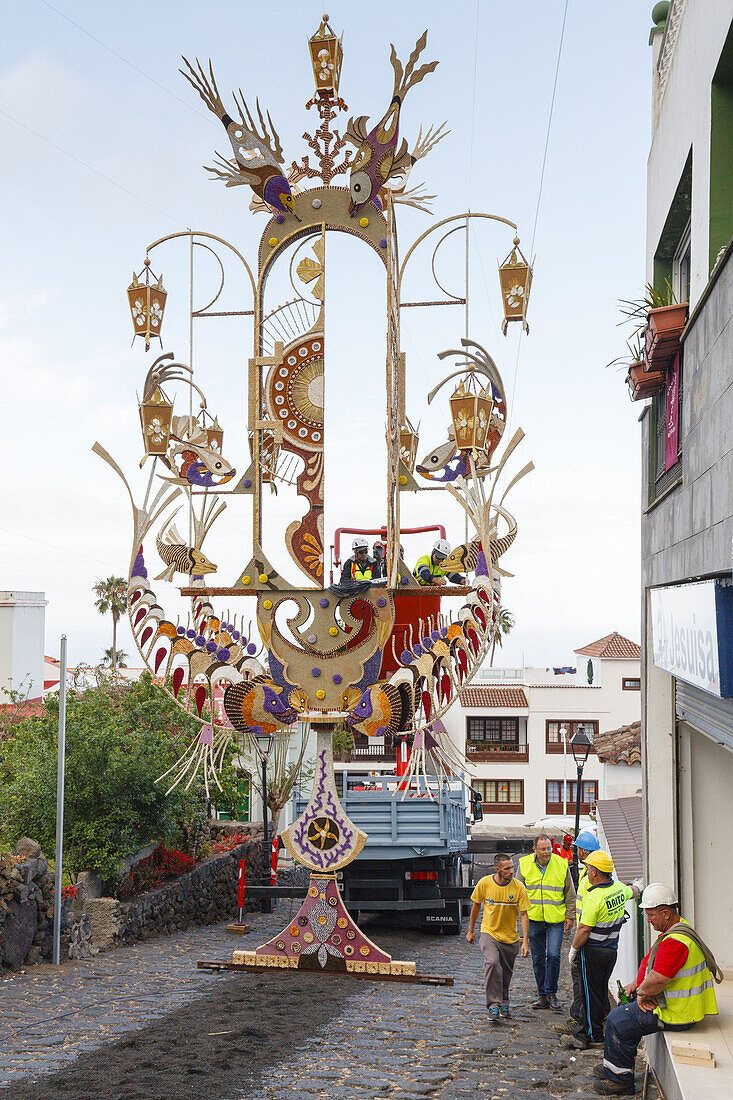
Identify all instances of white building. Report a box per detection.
[0,591,47,702]
[440,632,641,828]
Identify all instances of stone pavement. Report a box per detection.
[0,906,656,1099]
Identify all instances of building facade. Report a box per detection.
[637,3,733,1094]
[440,632,641,828]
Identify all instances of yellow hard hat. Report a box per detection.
[585,849,614,874]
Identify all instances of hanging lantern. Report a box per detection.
[449,380,478,452]
[399,418,420,472]
[498,238,532,335]
[202,413,224,453]
[127,258,167,351]
[308,14,343,98]
[473,387,494,452]
[139,386,173,456]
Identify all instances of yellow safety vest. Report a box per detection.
[518,853,568,924]
[414,554,446,586]
[349,560,374,582]
[576,868,589,923]
[652,921,718,1026]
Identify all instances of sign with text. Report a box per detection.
[651,581,733,698]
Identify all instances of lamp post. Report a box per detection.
[569,724,592,887]
[255,733,274,913]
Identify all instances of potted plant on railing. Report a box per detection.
[608,336,665,402]
[619,281,688,373]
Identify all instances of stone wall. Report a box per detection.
[85,837,267,951]
[0,838,94,970]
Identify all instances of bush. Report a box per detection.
[116,845,196,897]
[0,673,209,883]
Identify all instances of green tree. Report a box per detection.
[490,605,516,666]
[92,576,128,670]
[100,647,129,668]
[0,673,207,885]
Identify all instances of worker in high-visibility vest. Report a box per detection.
[413,539,463,587]
[563,828,600,1033]
[565,851,643,1051]
[593,883,721,1096]
[340,536,382,585]
[517,834,575,1012]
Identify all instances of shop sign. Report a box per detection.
[651,581,733,698]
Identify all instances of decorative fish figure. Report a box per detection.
[346,31,438,215]
[223,676,297,738]
[155,523,217,582]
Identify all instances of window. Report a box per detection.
[546,780,598,814]
[467,717,519,744]
[622,677,641,691]
[545,720,598,753]
[474,779,524,813]
[672,220,691,304]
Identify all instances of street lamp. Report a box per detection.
[569,725,592,886]
[255,732,274,913]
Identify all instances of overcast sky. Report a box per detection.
[2,1,652,670]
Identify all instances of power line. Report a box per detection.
[0,525,120,571]
[0,106,186,227]
[36,0,217,129]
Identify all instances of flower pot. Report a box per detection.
[627,362,664,401]
[643,303,688,372]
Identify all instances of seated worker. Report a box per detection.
[339,536,382,585]
[413,539,463,587]
[593,883,721,1096]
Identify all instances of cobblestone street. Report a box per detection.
[0,905,656,1100]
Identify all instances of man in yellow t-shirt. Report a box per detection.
[467,852,530,1022]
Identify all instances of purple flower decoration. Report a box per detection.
[422,637,432,649]
[311,667,321,678]
[400,575,409,585]
[400,650,412,664]
[186,629,196,640]
[376,597,386,607]
[332,674,342,684]
[217,647,231,662]
[440,627,449,638]
[232,631,240,641]
[177,626,185,636]
[195,635,206,647]
[243,479,252,489]
[247,643,257,655]
[379,237,388,248]
[320,597,329,608]
[413,644,424,657]
[431,630,441,642]
[275,213,285,224]
[206,640,217,654]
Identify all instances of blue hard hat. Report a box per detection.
[573,830,599,852]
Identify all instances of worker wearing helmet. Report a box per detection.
[565,851,642,1051]
[413,539,463,587]
[594,884,721,1096]
[339,536,382,586]
[564,829,601,1033]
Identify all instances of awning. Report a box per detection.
[596,796,643,883]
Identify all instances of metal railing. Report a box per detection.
[466,741,528,756]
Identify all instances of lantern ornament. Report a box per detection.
[498,238,532,335]
[399,417,420,472]
[308,14,343,98]
[199,409,224,453]
[449,378,494,457]
[139,385,173,458]
[127,258,167,351]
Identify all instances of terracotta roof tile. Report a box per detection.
[574,632,641,659]
[596,796,643,882]
[594,721,642,765]
[460,686,529,709]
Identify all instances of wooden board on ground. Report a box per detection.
[197,959,453,986]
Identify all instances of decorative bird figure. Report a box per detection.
[180,57,297,217]
[346,30,438,215]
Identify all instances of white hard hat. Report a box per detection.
[352,536,369,551]
[639,883,678,909]
[433,539,451,557]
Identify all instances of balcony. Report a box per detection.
[339,742,397,763]
[466,740,529,763]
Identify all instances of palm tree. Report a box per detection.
[490,605,515,666]
[100,647,129,668]
[92,577,128,670]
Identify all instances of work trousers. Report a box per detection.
[572,943,616,1043]
[479,932,519,1007]
[570,951,583,1022]
[602,1002,693,1084]
[528,919,564,996]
